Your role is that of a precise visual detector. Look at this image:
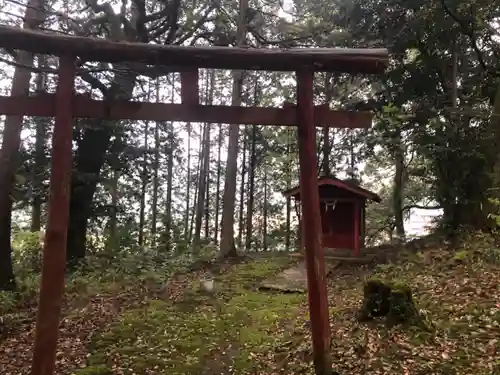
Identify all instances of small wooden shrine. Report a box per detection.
[284,175,381,256]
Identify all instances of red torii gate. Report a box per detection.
[0,25,388,375]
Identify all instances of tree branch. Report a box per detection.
[131,0,148,42]
[164,0,182,44]
[84,0,125,40]
[0,55,108,95]
[440,0,499,78]
[402,204,441,212]
[171,2,216,45]
[78,70,109,95]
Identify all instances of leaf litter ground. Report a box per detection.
[2,239,500,374]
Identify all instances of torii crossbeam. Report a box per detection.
[0,26,388,375]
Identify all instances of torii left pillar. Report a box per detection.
[296,70,332,375]
[31,55,75,375]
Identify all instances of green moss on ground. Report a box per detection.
[74,364,112,375]
[316,238,500,375]
[8,234,500,375]
[85,256,306,375]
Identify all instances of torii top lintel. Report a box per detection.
[0,26,389,74]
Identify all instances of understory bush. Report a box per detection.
[11,230,43,276]
[2,230,212,318]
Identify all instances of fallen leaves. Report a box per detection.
[3,242,500,375]
[0,280,159,375]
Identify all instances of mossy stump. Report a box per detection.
[356,279,422,326]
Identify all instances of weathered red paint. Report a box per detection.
[284,177,381,256]
[0,94,373,128]
[284,176,381,202]
[296,70,332,375]
[321,201,356,249]
[30,56,75,375]
[353,200,360,257]
[180,69,199,105]
[0,25,389,74]
[361,203,366,248]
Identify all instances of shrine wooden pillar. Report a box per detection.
[361,202,366,248]
[31,55,75,375]
[296,70,331,375]
[180,69,199,105]
[353,201,360,257]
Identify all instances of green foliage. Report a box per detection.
[0,231,45,308]
[453,250,469,261]
[11,230,43,276]
[481,247,500,264]
[0,291,16,316]
[66,249,195,295]
[0,232,199,320]
[452,231,500,265]
[196,244,218,262]
[488,197,500,226]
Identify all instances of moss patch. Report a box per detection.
[85,255,306,374]
[74,364,112,375]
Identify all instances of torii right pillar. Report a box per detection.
[296,69,332,375]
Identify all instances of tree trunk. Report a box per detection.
[164,122,174,251]
[204,151,210,241]
[105,169,119,251]
[322,73,333,177]
[139,117,149,248]
[31,55,47,232]
[0,0,45,290]
[245,124,257,251]
[194,70,214,248]
[164,76,175,252]
[204,71,213,241]
[285,129,292,251]
[485,79,500,221]
[219,0,248,258]
[263,163,268,252]
[348,134,356,179]
[392,129,405,242]
[151,81,161,246]
[237,128,247,248]
[219,88,241,255]
[184,122,192,241]
[214,123,223,244]
[193,123,209,249]
[434,46,489,232]
[189,136,203,242]
[66,68,137,266]
[65,2,142,265]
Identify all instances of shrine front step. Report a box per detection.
[289,248,377,264]
[289,247,366,257]
[259,261,340,293]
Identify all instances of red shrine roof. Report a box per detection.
[283,175,382,202]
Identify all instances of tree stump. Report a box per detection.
[356,279,422,326]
